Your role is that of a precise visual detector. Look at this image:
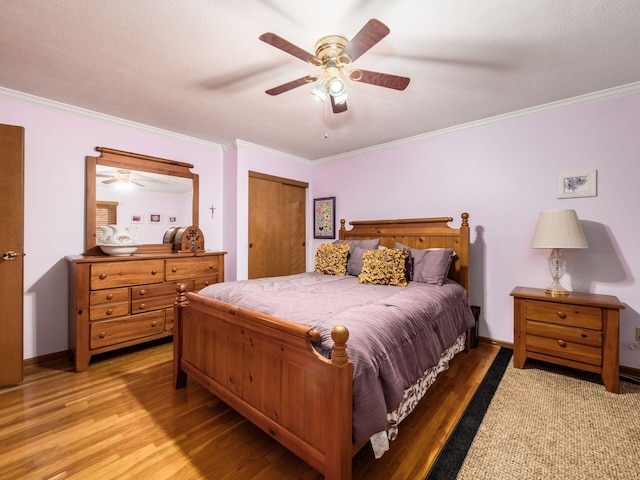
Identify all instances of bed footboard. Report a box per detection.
[173,284,354,480]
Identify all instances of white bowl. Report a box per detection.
[98,243,141,256]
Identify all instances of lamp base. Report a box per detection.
[545,284,570,296]
[545,248,570,295]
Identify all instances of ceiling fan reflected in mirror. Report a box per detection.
[259,19,410,114]
[97,168,166,188]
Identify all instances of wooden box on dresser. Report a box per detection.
[67,251,225,371]
[511,286,624,393]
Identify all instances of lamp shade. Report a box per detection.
[531,209,588,249]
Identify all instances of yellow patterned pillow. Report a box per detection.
[358,248,408,287]
[314,243,350,275]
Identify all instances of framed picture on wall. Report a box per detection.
[148,213,162,224]
[130,214,144,224]
[167,215,178,224]
[314,197,336,239]
[557,170,597,198]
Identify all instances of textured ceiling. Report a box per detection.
[1,0,639,160]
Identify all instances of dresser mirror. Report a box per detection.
[85,147,199,254]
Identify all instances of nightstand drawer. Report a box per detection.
[525,300,602,330]
[526,320,602,347]
[526,334,602,366]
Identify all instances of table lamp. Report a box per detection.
[531,209,588,295]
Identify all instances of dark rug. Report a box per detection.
[425,347,513,480]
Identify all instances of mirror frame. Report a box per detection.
[85,146,199,254]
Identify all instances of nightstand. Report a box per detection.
[511,286,625,393]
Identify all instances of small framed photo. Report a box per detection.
[314,196,336,239]
[557,170,597,198]
[167,215,178,224]
[148,213,163,224]
[130,214,144,224]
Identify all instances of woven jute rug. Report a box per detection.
[456,359,640,480]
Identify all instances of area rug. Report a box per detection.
[427,350,640,479]
[426,347,512,479]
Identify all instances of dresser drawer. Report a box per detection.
[526,334,602,366]
[90,311,165,349]
[89,302,130,321]
[194,275,219,290]
[165,257,219,281]
[90,287,129,306]
[526,320,602,347]
[165,307,174,332]
[131,280,195,300]
[525,300,602,330]
[91,260,165,289]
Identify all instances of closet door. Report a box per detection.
[0,124,24,386]
[248,172,307,279]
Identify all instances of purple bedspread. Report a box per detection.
[198,272,475,444]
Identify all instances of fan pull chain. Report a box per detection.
[324,97,329,139]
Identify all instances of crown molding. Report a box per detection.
[0,86,224,150]
[234,139,313,166]
[314,82,640,164]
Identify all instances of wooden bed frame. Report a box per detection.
[173,213,470,480]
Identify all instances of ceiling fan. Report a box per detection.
[97,169,145,187]
[259,19,410,114]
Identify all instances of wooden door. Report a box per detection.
[248,172,307,279]
[0,124,24,386]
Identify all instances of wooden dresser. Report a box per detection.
[67,251,225,371]
[511,286,624,393]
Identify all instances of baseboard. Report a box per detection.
[23,350,72,369]
[620,365,640,381]
[478,336,513,349]
[478,336,640,381]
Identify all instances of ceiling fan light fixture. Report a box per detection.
[328,76,346,96]
[311,82,327,103]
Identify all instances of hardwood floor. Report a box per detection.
[0,340,499,479]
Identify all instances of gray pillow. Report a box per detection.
[334,238,380,249]
[395,242,454,285]
[346,246,368,276]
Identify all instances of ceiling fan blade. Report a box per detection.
[132,181,145,187]
[330,95,348,114]
[349,69,410,90]
[340,19,390,63]
[265,76,316,96]
[102,178,118,184]
[259,32,320,65]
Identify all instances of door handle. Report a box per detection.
[249,243,254,248]
[2,251,18,261]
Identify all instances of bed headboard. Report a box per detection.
[338,213,470,293]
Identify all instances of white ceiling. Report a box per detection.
[2,0,639,161]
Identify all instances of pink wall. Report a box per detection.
[3,88,640,371]
[312,92,640,368]
[1,92,224,360]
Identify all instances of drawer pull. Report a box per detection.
[557,311,567,319]
[139,289,146,296]
[99,332,106,339]
[557,339,567,347]
[151,269,158,275]
[172,267,178,273]
[208,264,214,270]
[106,293,113,300]
[106,308,113,316]
[99,273,107,280]
[139,304,146,310]
[151,321,157,327]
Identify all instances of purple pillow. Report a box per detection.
[395,243,454,285]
